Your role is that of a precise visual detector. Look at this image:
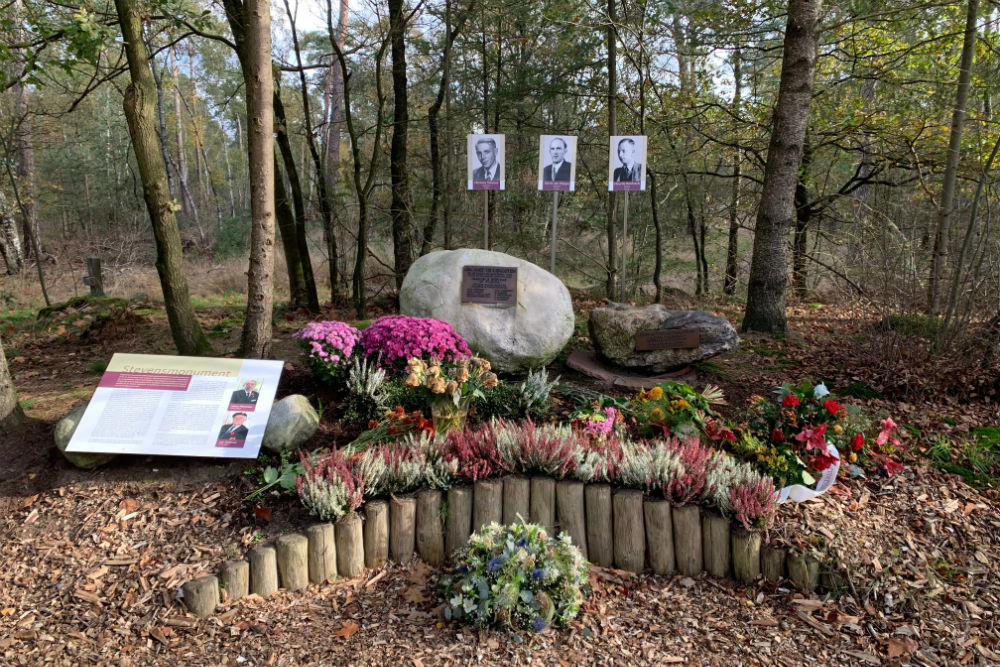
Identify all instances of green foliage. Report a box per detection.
[441,521,588,632]
[628,382,726,438]
[879,314,943,339]
[245,450,305,501]
[212,215,251,257]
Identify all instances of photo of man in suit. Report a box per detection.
[473,137,501,182]
[218,412,249,442]
[543,137,572,182]
[613,137,642,182]
[230,379,260,406]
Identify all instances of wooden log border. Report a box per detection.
[180,477,818,617]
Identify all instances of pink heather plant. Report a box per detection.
[662,437,714,505]
[442,422,505,482]
[360,315,472,371]
[294,321,361,384]
[295,449,364,521]
[729,477,778,531]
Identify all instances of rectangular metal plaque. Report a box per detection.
[634,329,700,351]
[461,266,517,307]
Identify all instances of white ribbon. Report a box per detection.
[775,441,840,504]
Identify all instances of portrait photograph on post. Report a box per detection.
[608,135,647,191]
[538,135,577,191]
[467,134,505,190]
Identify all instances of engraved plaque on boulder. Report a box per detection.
[461,266,517,307]
[634,329,700,351]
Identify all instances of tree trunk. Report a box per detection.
[388,0,414,287]
[742,0,821,333]
[273,154,308,307]
[224,0,276,358]
[282,0,339,302]
[605,0,618,298]
[12,71,40,259]
[0,192,23,275]
[320,0,348,286]
[0,334,24,433]
[724,48,743,296]
[114,0,211,356]
[170,46,199,224]
[927,0,979,314]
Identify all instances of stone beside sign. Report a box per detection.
[634,329,700,351]
[461,266,517,307]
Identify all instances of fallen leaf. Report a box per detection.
[253,506,273,522]
[887,637,918,659]
[334,621,359,638]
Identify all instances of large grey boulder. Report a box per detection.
[261,395,319,454]
[589,303,738,372]
[55,404,119,469]
[400,249,574,372]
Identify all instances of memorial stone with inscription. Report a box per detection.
[589,303,739,372]
[400,249,574,372]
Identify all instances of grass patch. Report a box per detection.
[837,381,884,400]
[879,313,943,339]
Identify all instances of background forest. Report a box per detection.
[1,0,999,367]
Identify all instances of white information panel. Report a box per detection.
[66,353,284,459]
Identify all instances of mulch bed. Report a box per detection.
[1,462,997,666]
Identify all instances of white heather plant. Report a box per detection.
[296,451,364,521]
[517,368,559,419]
[343,356,389,424]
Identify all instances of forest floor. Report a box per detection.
[1,288,999,666]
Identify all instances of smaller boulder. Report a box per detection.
[55,404,119,469]
[261,395,319,454]
[589,303,739,372]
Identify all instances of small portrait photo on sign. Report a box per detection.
[228,378,261,411]
[538,135,577,192]
[608,135,647,192]
[467,134,505,191]
[217,412,249,447]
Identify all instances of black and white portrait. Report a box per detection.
[468,134,505,190]
[538,135,576,192]
[608,135,647,192]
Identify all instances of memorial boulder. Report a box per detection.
[589,303,738,372]
[55,404,119,469]
[400,249,574,372]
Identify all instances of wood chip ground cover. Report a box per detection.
[2,299,999,665]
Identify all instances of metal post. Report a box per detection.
[550,191,559,275]
[483,190,489,249]
[620,192,629,302]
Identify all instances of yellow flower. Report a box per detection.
[833,424,844,434]
[672,399,689,410]
[649,407,665,422]
[404,373,421,387]
[649,386,664,400]
[849,452,858,463]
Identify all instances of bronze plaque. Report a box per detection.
[461,266,518,307]
[634,329,701,351]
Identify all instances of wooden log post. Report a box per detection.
[445,486,473,558]
[787,554,819,592]
[306,523,336,584]
[276,533,309,592]
[249,545,278,597]
[503,475,530,525]
[335,512,364,577]
[416,489,445,566]
[613,489,645,573]
[732,528,762,584]
[86,257,104,296]
[644,498,675,575]
[181,575,219,618]
[672,505,703,576]
[555,480,587,559]
[529,476,555,532]
[390,495,417,564]
[221,560,249,601]
[363,500,389,569]
[585,483,613,567]
[702,512,732,579]
[473,479,503,533]
[761,546,786,582]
